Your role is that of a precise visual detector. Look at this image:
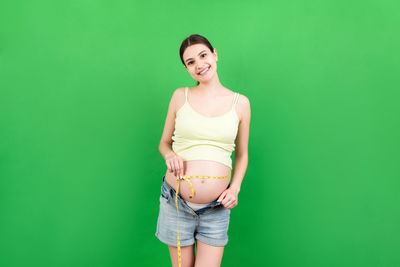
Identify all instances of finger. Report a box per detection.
[176,160,182,178]
[217,192,226,202]
[179,160,184,178]
[166,162,172,173]
[224,198,234,207]
[177,160,182,178]
[224,202,232,209]
[175,165,180,178]
[175,160,181,179]
[231,200,237,208]
[222,197,231,206]
[171,161,177,177]
[226,201,235,209]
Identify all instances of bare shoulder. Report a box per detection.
[171,87,186,98]
[237,93,250,105]
[236,93,251,122]
[170,87,186,113]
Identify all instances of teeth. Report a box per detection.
[199,66,210,75]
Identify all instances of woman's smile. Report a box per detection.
[198,66,210,76]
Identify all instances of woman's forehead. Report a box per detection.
[183,44,209,59]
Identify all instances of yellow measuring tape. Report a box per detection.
[174,174,230,267]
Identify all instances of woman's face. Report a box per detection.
[182,43,218,83]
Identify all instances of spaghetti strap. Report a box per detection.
[185,87,188,103]
[232,92,239,108]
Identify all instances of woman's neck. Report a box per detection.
[195,79,225,96]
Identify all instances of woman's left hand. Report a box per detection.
[217,187,239,209]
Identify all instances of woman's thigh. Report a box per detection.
[168,244,195,267]
[194,240,225,267]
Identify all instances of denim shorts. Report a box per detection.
[155,175,231,247]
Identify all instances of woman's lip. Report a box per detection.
[198,66,210,75]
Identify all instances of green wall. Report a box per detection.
[1,0,399,266]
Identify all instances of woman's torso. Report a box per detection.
[164,86,240,204]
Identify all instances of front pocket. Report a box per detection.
[160,191,170,201]
[160,184,171,201]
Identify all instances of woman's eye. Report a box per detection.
[188,54,206,65]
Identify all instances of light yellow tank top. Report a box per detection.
[172,87,240,169]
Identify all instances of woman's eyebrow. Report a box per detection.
[185,50,206,63]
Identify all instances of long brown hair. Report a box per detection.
[179,34,214,85]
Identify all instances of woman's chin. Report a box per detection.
[196,73,215,82]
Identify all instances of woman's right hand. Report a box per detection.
[164,152,184,179]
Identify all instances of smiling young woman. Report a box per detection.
[155,34,251,267]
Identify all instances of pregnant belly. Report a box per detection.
[164,160,231,204]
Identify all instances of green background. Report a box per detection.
[1,0,399,266]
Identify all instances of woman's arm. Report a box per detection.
[217,94,251,209]
[158,89,179,158]
[230,94,251,193]
[158,88,186,178]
